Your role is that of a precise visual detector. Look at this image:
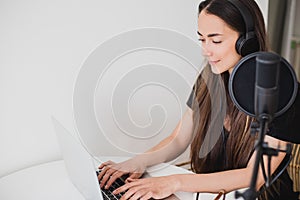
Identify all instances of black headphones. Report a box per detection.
[227,0,260,56]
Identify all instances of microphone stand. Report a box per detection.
[235,115,269,200]
[235,115,291,200]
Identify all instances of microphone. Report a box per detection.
[254,52,280,122]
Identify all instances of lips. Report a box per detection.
[208,60,220,65]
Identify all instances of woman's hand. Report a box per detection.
[113,175,179,200]
[98,158,146,189]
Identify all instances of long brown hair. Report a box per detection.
[190,0,268,174]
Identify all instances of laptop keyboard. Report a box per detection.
[96,170,126,200]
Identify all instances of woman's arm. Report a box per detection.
[176,135,288,193]
[114,136,288,200]
[98,107,195,188]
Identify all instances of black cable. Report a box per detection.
[257,147,293,196]
[267,155,271,186]
[196,192,199,200]
[267,149,293,186]
[260,155,268,184]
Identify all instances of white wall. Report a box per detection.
[0,0,268,178]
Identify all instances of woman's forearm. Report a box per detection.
[174,168,251,194]
[173,135,287,194]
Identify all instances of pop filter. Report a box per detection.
[229,51,300,143]
[229,52,298,118]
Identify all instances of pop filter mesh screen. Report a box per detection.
[230,53,296,117]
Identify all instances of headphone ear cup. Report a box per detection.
[235,33,260,57]
[235,35,245,56]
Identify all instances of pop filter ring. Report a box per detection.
[229,51,298,118]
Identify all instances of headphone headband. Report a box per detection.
[227,0,254,35]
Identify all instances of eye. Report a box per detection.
[198,38,205,42]
[213,41,222,44]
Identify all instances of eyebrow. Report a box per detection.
[197,31,222,37]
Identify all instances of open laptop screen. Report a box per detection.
[52,117,103,200]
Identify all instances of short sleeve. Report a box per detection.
[186,86,195,109]
[268,83,300,144]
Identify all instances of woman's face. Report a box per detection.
[198,10,241,74]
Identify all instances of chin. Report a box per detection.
[210,65,223,74]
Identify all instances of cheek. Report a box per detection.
[223,43,240,66]
[214,45,241,73]
[222,54,240,72]
[214,42,237,58]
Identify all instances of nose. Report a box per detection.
[201,42,213,57]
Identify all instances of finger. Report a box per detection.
[128,172,142,179]
[100,168,117,188]
[98,165,111,181]
[100,169,118,189]
[113,181,138,195]
[128,189,148,200]
[98,160,114,169]
[99,173,110,188]
[119,186,141,200]
[105,170,125,189]
[126,178,139,183]
[140,191,153,200]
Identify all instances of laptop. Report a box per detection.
[52,117,124,200]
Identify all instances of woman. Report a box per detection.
[98,0,299,199]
